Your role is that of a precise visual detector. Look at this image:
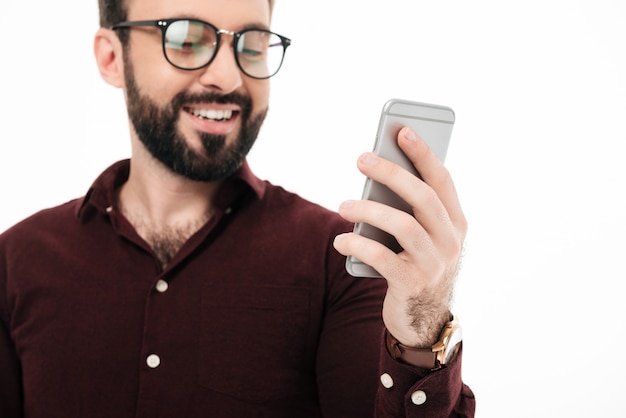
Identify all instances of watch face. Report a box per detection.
[444,327,463,364]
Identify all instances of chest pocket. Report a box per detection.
[198,284,311,402]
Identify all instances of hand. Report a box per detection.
[333,127,467,347]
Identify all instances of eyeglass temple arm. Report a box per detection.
[111,20,164,30]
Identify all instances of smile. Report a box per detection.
[186,108,234,122]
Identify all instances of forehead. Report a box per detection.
[127,0,271,29]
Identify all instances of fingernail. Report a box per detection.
[340,200,356,209]
[360,153,379,166]
[403,127,417,141]
[333,233,346,245]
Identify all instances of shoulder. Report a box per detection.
[0,199,81,249]
[260,181,351,232]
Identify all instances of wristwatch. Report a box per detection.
[385,315,462,370]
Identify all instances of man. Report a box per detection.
[0,0,475,416]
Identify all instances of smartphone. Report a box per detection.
[346,99,455,278]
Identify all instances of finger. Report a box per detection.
[397,127,468,238]
[337,199,428,258]
[333,230,396,270]
[336,199,440,280]
[355,151,454,243]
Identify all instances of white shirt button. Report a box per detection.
[411,390,427,405]
[380,373,394,389]
[106,206,113,213]
[155,280,169,293]
[146,354,161,369]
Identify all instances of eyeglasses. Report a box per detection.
[111,18,291,79]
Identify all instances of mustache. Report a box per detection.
[171,91,253,114]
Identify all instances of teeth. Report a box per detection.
[189,108,233,121]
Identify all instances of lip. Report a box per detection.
[183,104,241,136]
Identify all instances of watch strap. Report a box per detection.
[385,330,438,369]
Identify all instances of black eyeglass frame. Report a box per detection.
[111,18,292,79]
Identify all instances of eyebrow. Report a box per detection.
[170,15,271,32]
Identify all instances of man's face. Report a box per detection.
[122,0,272,181]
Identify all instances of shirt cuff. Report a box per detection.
[376,331,476,417]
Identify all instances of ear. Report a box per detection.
[94,28,125,88]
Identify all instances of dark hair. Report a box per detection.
[98,0,275,28]
[98,0,275,46]
[98,0,129,43]
[98,0,126,28]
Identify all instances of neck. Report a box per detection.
[118,153,221,267]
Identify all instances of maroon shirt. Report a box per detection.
[0,160,474,417]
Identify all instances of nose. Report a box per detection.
[197,38,243,93]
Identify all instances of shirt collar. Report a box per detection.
[75,159,266,220]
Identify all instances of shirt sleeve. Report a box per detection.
[0,238,24,418]
[375,338,475,418]
[315,216,475,417]
[0,320,23,418]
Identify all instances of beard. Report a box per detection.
[123,59,267,182]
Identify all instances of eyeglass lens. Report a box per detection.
[163,20,286,78]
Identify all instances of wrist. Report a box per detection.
[385,314,462,370]
[387,283,454,346]
[387,306,451,347]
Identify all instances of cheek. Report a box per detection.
[248,80,270,112]
[133,69,192,109]
[126,44,190,102]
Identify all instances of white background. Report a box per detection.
[1,1,625,417]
